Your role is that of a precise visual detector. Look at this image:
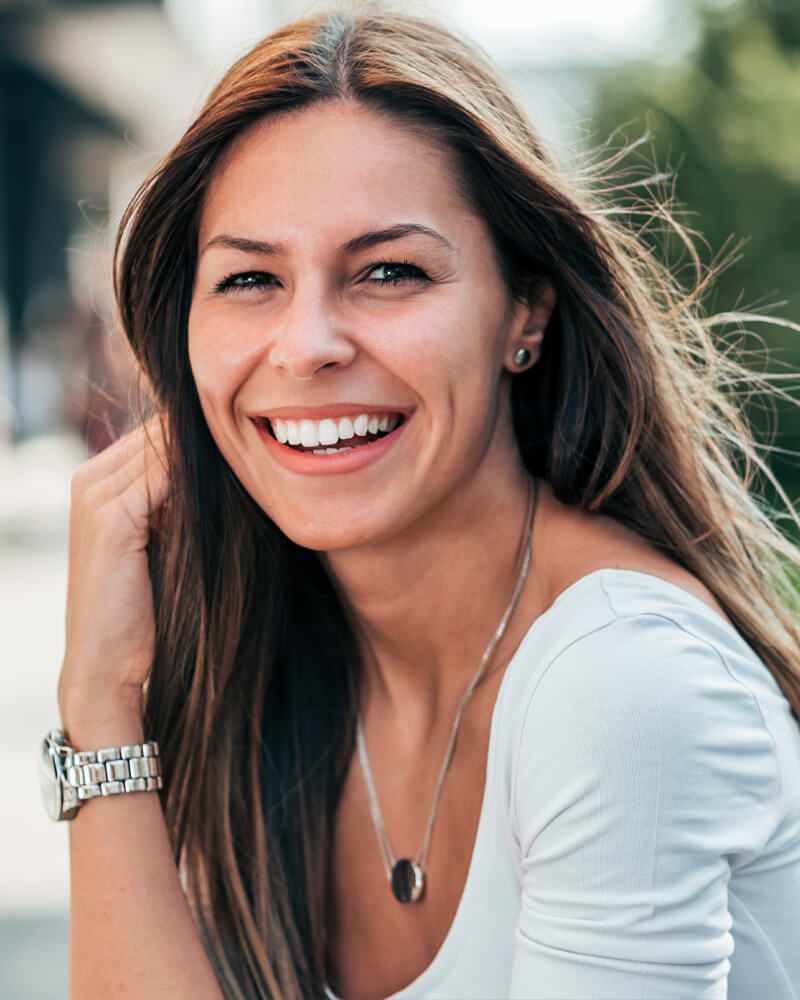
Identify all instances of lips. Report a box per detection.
[251,406,410,475]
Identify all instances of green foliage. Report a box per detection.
[589,0,800,528]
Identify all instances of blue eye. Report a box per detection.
[367,261,430,286]
[214,271,275,293]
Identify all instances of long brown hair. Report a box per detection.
[114,6,800,998]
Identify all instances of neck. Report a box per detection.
[323,465,539,740]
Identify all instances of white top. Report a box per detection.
[325,569,800,999]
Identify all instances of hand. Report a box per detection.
[58,415,170,734]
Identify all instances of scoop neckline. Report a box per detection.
[324,567,729,999]
[324,637,512,1000]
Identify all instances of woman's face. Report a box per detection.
[188,100,546,551]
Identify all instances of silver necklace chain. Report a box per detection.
[355,481,537,901]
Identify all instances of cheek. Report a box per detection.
[424,294,508,397]
[187,317,258,487]
[187,307,258,415]
[440,295,514,442]
[387,296,491,380]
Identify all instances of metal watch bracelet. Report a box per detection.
[66,739,162,802]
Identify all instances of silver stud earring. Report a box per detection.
[513,347,531,368]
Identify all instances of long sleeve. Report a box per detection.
[509,611,784,999]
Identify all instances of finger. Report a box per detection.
[139,413,170,457]
[107,460,171,543]
[86,414,169,475]
[74,417,169,496]
[100,432,171,502]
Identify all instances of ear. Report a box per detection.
[503,279,556,374]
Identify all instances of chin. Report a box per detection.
[275,522,379,554]
[255,501,388,554]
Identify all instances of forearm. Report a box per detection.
[56,422,217,997]
[65,712,223,1000]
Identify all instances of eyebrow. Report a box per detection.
[199,223,455,259]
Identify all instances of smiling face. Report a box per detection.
[188,100,547,552]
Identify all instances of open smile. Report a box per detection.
[250,407,411,474]
[253,411,405,455]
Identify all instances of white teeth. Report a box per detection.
[318,418,338,446]
[299,420,320,447]
[312,446,354,455]
[268,411,403,448]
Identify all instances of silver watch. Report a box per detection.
[39,728,162,821]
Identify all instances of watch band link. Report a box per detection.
[65,741,162,801]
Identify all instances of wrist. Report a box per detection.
[59,689,146,750]
[40,727,162,822]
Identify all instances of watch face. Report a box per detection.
[39,736,63,821]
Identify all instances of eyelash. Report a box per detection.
[364,260,430,285]
[213,260,430,294]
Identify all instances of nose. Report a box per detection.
[268,281,357,381]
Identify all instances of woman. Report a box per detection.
[48,7,800,1000]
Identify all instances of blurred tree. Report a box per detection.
[589,0,800,538]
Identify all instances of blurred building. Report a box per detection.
[0,0,209,449]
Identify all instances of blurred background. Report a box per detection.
[0,0,798,996]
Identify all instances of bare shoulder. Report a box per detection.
[534,479,734,627]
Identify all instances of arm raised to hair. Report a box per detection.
[509,612,787,999]
[59,419,223,1000]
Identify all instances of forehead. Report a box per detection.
[198,100,474,244]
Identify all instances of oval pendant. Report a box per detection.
[390,859,425,903]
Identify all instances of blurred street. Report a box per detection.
[0,435,85,1000]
